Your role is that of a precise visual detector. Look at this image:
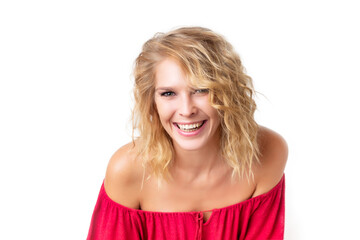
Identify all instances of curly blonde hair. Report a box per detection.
[132,27,259,181]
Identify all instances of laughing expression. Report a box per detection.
[154,58,221,152]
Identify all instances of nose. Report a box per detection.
[179,94,196,117]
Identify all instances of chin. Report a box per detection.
[172,138,208,152]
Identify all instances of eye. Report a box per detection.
[160,91,175,97]
[194,89,209,94]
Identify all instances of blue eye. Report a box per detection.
[194,89,209,94]
[160,91,175,97]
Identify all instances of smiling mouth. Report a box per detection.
[175,121,206,132]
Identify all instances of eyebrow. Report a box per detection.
[155,87,175,91]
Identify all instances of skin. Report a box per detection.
[104,58,288,222]
[154,58,222,176]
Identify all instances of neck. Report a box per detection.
[170,134,226,182]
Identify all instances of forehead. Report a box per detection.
[155,58,189,88]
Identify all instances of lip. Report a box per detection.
[173,120,205,125]
[173,120,207,137]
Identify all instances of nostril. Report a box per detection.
[179,104,197,116]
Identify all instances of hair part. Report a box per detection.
[132,26,260,182]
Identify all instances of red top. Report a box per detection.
[87,175,285,240]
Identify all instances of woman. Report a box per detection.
[87,27,288,240]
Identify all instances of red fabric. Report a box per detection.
[87,175,285,240]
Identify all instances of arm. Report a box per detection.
[244,126,288,240]
[104,142,143,209]
[87,143,144,240]
[252,126,288,198]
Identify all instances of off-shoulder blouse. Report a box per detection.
[87,174,285,240]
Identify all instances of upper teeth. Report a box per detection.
[177,122,203,130]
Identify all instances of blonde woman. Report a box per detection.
[87,27,288,240]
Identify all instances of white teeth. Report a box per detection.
[177,122,204,131]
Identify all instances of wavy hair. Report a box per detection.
[132,27,259,181]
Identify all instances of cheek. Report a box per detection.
[155,100,174,123]
[199,101,218,118]
[207,106,221,126]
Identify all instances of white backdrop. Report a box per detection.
[1,0,359,239]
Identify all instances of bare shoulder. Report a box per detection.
[104,142,143,209]
[252,125,288,197]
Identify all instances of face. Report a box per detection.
[154,58,221,152]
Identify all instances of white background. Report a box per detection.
[1,0,359,239]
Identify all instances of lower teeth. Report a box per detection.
[182,127,199,132]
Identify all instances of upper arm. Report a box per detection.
[252,126,288,197]
[104,142,143,209]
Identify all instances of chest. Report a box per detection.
[139,176,256,222]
